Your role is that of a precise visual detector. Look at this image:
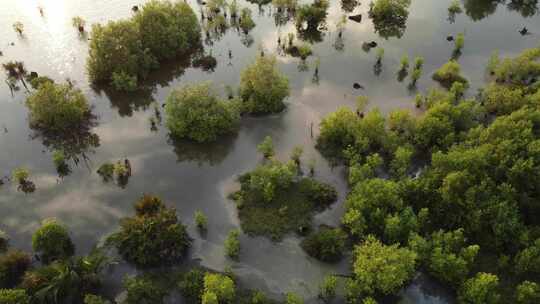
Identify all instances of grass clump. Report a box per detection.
[231,157,337,240]
[239,8,256,33]
[369,0,411,38]
[319,275,337,302]
[432,60,468,89]
[165,82,240,143]
[239,56,289,114]
[107,194,191,267]
[448,0,463,15]
[257,136,275,158]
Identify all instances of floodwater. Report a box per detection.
[0,0,539,302]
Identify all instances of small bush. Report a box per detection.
[239,8,256,33]
[195,211,208,231]
[124,275,167,304]
[319,275,337,301]
[32,219,75,264]
[455,32,465,51]
[240,56,289,114]
[72,16,86,32]
[26,82,91,132]
[11,168,29,185]
[448,0,463,15]
[301,227,346,262]
[295,0,329,30]
[458,273,500,304]
[0,250,32,288]
[369,0,411,38]
[432,60,468,89]
[224,229,240,259]
[84,294,111,304]
[286,292,304,304]
[12,22,24,35]
[257,136,275,159]
[107,195,191,267]
[516,281,540,304]
[165,83,240,143]
[203,273,235,303]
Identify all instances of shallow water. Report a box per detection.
[0,0,539,302]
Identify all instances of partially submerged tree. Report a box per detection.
[165,82,240,143]
[432,60,469,89]
[107,195,191,267]
[369,0,411,38]
[239,56,289,114]
[32,218,75,264]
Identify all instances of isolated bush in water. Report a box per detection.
[32,219,75,264]
[87,0,201,90]
[26,81,91,132]
[369,0,411,38]
[240,56,290,114]
[295,0,329,30]
[107,195,190,267]
[432,60,468,89]
[165,82,240,143]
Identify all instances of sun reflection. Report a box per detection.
[15,0,68,33]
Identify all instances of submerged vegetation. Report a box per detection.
[230,144,337,240]
[369,0,411,39]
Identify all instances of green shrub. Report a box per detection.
[347,236,416,298]
[72,16,86,31]
[448,0,463,14]
[432,60,468,89]
[369,0,411,38]
[455,32,465,51]
[11,167,29,185]
[295,0,329,30]
[516,281,540,304]
[301,227,346,262]
[25,82,91,132]
[111,71,137,91]
[458,273,500,304]
[244,160,296,203]
[0,289,30,304]
[257,136,275,159]
[178,268,205,302]
[319,275,337,301]
[87,0,200,90]
[285,292,304,304]
[203,273,235,303]
[165,82,240,143]
[107,195,191,267]
[97,162,114,182]
[399,55,409,72]
[195,211,208,231]
[134,0,200,61]
[290,146,303,165]
[124,275,167,304]
[224,229,240,259]
[481,83,525,114]
[239,8,256,33]
[491,47,540,85]
[32,219,75,264]
[515,238,540,275]
[0,250,31,288]
[240,56,289,114]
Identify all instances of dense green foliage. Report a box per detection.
[516,281,540,304]
[84,294,111,304]
[203,273,235,303]
[316,45,540,301]
[369,0,411,38]
[26,81,91,132]
[458,272,501,304]
[347,236,416,299]
[432,60,469,88]
[231,157,337,240]
[239,56,290,114]
[301,226,346,262]
[32,219,75,264]
[0,289,30,304]
[165,83,240,143]
[87,0,200,90]
[124,275,168,304]
[107,195,191,267]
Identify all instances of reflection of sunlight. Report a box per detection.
[16,0,68,36]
